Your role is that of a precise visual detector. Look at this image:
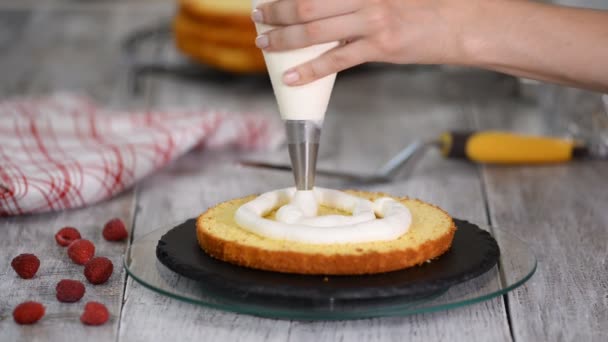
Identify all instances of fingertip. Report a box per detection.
[255,34,269,49]
[251,8,264,23]
[283,70,301,85]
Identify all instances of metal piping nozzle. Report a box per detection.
[285,120,322,190]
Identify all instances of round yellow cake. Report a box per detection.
[174,25,266,73]
[172,0,266,73]
[179,0,253,27]
[196,190,456,275]
[174,9,257,47]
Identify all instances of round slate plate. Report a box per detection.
[156,219,499,300]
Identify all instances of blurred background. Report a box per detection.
[1,0,607,173]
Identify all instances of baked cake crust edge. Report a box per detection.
[196,194,457,275]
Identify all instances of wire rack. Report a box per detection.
[121,19,273,95]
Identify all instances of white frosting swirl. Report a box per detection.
[234,187,412,244]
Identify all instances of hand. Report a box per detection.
[252,0,470,85]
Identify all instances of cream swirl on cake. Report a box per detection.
[234,187,412,244]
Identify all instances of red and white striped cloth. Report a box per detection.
[0,94,283,216]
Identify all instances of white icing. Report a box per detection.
[234,187,412,244]
[275,190,318,224]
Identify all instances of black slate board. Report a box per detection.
[156,219,500,300]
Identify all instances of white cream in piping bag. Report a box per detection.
[234,188,412,244]
[252,0,338,121]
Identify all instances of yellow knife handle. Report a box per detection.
[440,131,586,164]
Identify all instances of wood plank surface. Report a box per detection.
[5,1,606,341]
[118,67,513,342]
[0,5,165,342]
[472,96,608,341]
[0,192,135,342]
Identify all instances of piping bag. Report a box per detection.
[253,0,339,190]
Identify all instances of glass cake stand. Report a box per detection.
[124,221,536,320]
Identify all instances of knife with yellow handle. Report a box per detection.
[240,130,605,183]
[439,131,588,164]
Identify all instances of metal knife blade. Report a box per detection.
[238,160,391,183]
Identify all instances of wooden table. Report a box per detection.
[1,2,606,341]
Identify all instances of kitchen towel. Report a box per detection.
[0,94,282,216]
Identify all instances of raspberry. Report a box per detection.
[56,279,86,303]
[55,226,82,247]
[102,218,128,241]
[80,301,109,326]
[11,253,40,279]
[13,301,45,325]
[67,239,95,265]
[84,257,113,285]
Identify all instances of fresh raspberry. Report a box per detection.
[102,218,128,241]
[84,257,113,285]
[56,279,86,303]
[55,226,82,247]
[67,239,95,265]
[11,253,40,279]
[13,301,45,325]
[80,301,109,326]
